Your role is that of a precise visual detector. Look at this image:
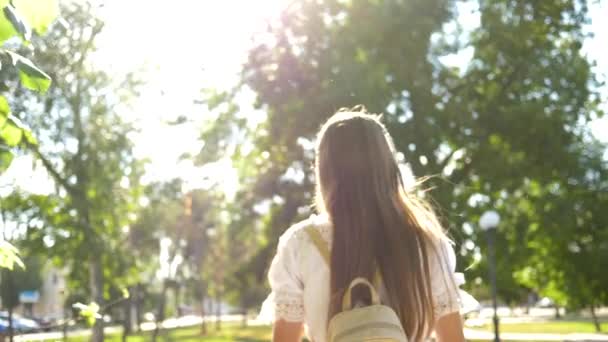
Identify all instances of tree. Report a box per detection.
[0,255,43,341]
[4,2,143,340]
[130,180,226,338]
[0,0,57,273]
[129,180,185,341]
[197,0,605,312]
[454,0,607,320]
[0,4,56,341]
[513,141,608,330]
[0,0,56,171]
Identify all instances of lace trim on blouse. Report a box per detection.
[434,290,461,317]
[274,291,305,322]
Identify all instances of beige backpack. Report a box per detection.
[305,227,408,342]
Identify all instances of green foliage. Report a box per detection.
[0,0,56,223]
[131,180,229,318]
[2,3,143,341]
[0,115,25,148]
[0,0,56,179]
[198,0,607,311]
[0,255,43,310]
[73,302,101,327]
[0,95,8,117]
[1,1,27,40]
[0,240,24,270]
[7,50,52,92]
[12,0,59,35]
[0,0,57,41]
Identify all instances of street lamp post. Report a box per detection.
[480,210,501,342]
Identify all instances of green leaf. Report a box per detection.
[7,51,52,92]
[0,95,8,114]
[5,114,36,145]
[73,302,101,327]
[0,118,23,146]
[0,240,25,270]
[0,1,18,43]
[0,146,14,172]
[13,0,58,35]
[122,288,130,298]
[3,3,30,40]
[16,57,51,92]
[0,95,9,128]
[22,128,36,145]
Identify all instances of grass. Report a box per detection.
[21,319,607,342]
[474,320,608,334]
[59,324,271,342]
[53,326,543,342]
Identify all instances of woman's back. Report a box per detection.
[261,214,464,342]
[261,108,470,341]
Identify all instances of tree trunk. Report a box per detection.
[135,284,143,332]
[62,317,68,342]
[90,257,104,342]
[215,293,221,331]
[554,305,561,319]
[590,304,601,333]
[241,307,248,328]
[122,289,132,342]
[152,280,168,342]
[8,307,14,342]
[200,295,207,335]
[62,296,68,342]
[174,284,181,317]
[241,297,248,328]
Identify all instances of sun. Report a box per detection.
[91,0,293,190]
[96,0,293,75]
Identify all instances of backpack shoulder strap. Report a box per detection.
[305,226,330,266]
[304,226,383,287]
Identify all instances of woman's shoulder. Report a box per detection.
[426,235,457,271]
[278,214,331,247]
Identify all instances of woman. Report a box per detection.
[261,108,468,341]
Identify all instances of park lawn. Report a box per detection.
[475,320,608,334]
[63,324,271,342]
[60,325,546,342]
[49,321,604,342]
[168,325,271,341]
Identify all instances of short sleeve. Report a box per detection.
[261,228,305,322]
[430,238,464,318]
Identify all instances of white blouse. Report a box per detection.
[260,214,470,342]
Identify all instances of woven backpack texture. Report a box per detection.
[305,227,408,342]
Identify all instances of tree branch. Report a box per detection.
[26,142,78,197]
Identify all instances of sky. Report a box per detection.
[1,0,606,197]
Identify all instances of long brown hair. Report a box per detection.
[315,108,454,341]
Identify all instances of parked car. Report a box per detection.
[536,297,555,308]
[0,312,40,333]
[0,318,9,333]
[32,316,55,332]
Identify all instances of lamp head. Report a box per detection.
[480,210,500,231]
